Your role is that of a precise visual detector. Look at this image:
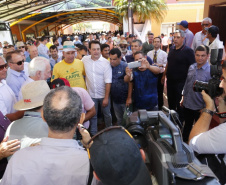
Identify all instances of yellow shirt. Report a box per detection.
[51,59,86,89]
[46,42,53,49]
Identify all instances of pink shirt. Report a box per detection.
[72,87,94,129]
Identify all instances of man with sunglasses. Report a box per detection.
[119,40,132,58]
[16,41,29,58]
[1,86,97,185]
[6,50,27,101]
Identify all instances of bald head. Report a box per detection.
[28,45,38,59]
[43,86,82,132]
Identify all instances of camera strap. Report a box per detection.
[216,112,226,118]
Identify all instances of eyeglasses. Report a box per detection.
[11,59,24,65]
[0,63,8,71]
[86,126,133,159]
[119,45,127,49]
[18,46,25,49]
[201,24,209,27]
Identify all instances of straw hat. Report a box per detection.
[119,40,129,45]
[14,80,50,111]
[63,41,75,52]
[16,41,25,48]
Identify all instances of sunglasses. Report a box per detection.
[87,126,133,159]
[11,59,24,65]
[18,46,25,49]
[120,45,127,48]
[0,63,8,71]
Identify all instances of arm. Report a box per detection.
[84,106,96,122]
[6,111,24,122]
[126,82,133,107]
[102,83,111,107]
[189,90,215,142]
[124,67,133,83]
[161,62,168,84]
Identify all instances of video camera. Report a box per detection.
[125,107,220,185]
[193,49,223,98]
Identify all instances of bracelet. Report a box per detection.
[202,108,215,116]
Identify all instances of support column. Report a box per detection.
[128,0,134,34]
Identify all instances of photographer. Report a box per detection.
[189,61,226,184]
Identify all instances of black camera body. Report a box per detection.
[125,109,220,185]
[193,49,223,98]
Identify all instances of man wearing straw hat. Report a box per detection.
[5,80,50,160]
[51,41,86,89]
[1,86,97,185]
[16,41,29,58]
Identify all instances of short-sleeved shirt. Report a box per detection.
[51,59,86,89]
[182,62,211,110]
[133,59,158,110]
[72,87,94,129]
[0,80,17,115]
[82,55,112,99]
[111,61,128,104]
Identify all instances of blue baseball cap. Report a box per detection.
[177,20,188,28]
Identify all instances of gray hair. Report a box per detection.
[132,39,142,47]
[29,56,49,77]
[202,17,212,24]
[175,30,185,38]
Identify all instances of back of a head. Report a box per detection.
[43,86,82,132]
[29,56,49,77]
[89,128,152,185]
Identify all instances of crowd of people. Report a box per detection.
[0,17,226,184]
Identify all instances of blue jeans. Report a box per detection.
[113,102,126,126]
[90,98,112,136]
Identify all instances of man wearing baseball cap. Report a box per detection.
[177,20,194,48]
[88,126,153,185]
[51,41,86,89]
[5,80,50,160]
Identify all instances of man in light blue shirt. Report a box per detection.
[180,45,211,142]
[38,36,49,59]
[6,50,27,101]
[178,20,194,48]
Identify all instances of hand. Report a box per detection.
[0,136,20,160]
[102,97,109,107]
[201,90,215,111]
[126,97,132,107]
[180,96,184,107]
[138,58,150,71]
[161,75,165,85]
[125,67,132,77]
[78,124,92,148]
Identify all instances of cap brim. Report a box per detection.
[63,48,76,52]
[14,100,44,111]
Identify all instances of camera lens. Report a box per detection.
[193,80,209,93]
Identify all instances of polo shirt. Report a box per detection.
[166,45,195,82]
[110,61,128,104]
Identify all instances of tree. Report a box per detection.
[114,0,167,23]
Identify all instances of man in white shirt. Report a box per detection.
[82,40,112,136]
[191,17,213,51]
[161,34,168,52]
[1,86,96,185]
[37,36,49,59]
[206,25,225,59]
[147,37,167,110]
[100,33,107,44]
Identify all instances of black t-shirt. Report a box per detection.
[166,45,195,82]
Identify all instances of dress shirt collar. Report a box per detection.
[154,48,161,52]
[24,111,42,118]
[195,61,209,70]
[0,79,6,87]
[9,68,25,77]
[41,137,84,150]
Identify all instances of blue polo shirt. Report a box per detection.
[133,59,158,110]
[183,62,211,110]
[110,61,128,104]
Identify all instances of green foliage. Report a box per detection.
[114,0,168,23]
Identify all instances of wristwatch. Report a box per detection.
[202,108,215,116]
